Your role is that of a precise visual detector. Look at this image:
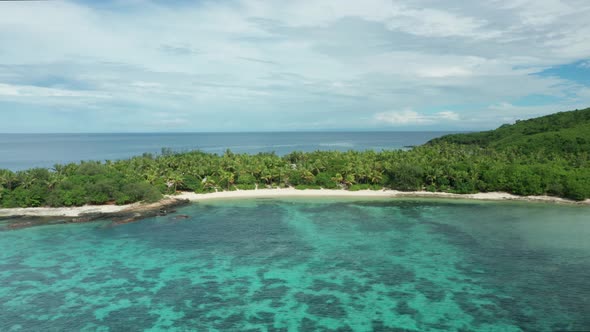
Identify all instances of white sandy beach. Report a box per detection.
[175,188,590,204]
[1,188,588,218]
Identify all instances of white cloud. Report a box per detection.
[0,83,104,98]
[245,1,494,38]
[417,67,473,78]
[494,0,575,26]
[0,0,589,131]
[374,110,460,125]
[384,7,493,38]
[158,118,189,127]
[130,81,162,88]
[438,111,461,121]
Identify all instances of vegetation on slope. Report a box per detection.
[0,108,589,208]
[428,107,590,154]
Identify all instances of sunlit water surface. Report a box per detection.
[1,199,589,331]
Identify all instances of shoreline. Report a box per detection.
[175,188,590,205]
[0,198,190,229]
[1,188,589,219]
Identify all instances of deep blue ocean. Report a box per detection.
[0,132,455,171]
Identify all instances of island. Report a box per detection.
[1,107,589,224]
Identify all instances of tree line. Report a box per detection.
[1,141,589,208]
[3,108,590,208]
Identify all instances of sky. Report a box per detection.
[0,0,590,133]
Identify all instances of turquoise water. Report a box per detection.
[1,199,589,331]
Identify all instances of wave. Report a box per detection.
[318,142,355,148]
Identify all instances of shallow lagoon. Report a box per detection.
[1,198,589,331]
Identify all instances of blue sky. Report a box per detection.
[0,0,589,133]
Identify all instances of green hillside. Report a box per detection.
[428,107,590,154]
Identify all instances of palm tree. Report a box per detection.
[331,173,343,185]
[301,169,315,184]
[202,177,217,191]
[45,172,62,190]
[219,170,235,191]
[166,172,184,193]
[0,170,15,190]
[145,169,160,185]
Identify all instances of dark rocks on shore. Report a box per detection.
[1,198,191,231]
[2,215,72,230]
[86,198,190,225]
[5,219,35,230]
[171,214,190,220]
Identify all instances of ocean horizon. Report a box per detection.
[0,131,458,171]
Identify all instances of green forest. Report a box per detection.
[1,108,589,208]
[428,107,590,154]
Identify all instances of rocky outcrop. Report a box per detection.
[1,198,190,230]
